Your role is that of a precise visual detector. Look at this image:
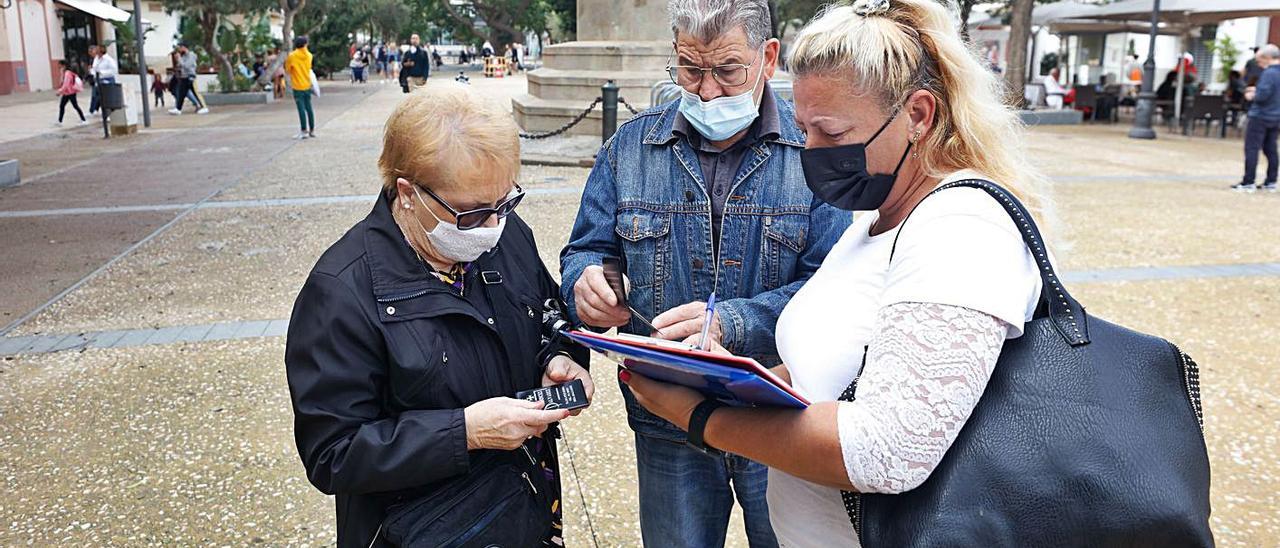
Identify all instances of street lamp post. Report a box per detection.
[132,0,150,128]
[1128,0,1161,140]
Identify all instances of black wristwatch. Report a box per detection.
[687,399,726,455]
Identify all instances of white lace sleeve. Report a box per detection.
[837,301,1009,494]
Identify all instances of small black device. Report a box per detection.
[515,379,590,411]
[601,256,628,305]
[601,255,665,335]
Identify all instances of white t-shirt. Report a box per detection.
[766,172,1043,547]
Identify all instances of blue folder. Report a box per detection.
[565,331,809,409]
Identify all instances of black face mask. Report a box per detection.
[800,110,912,212]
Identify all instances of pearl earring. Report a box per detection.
[404,202,411,209]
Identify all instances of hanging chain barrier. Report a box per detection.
[618,97,643,116]
[518,97,602,140]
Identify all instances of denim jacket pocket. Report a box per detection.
[762,213,808,290]
[614,207,671,290]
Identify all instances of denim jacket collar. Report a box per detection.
[643,85,805,148]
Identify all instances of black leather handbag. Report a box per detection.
[382,443,555,548]
[839,179,1213,546]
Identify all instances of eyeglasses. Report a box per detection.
[418,183,525,230]
[667,46,765,88]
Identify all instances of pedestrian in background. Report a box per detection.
[169,43,208,115]
[54,59,87,127]
[149,68,166,108]
[401,34,430,93]
[375,43,389,81]
[285,35,316,140]
[1234,44,1280,192]
[88,44,117,115]
[388,42,400,82]
[349,46,367,84]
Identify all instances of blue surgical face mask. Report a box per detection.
[678,46,767,141]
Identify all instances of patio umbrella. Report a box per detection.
[1059,0,1280,123]
[1086,0,1280,26]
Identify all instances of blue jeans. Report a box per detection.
[1243,117,1280,185]
[635,433,779,548]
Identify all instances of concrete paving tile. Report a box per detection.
[114,328,157,348]
[203,322,242,342]
[144,326,188,346]
[86,330,129,348]
[0,336,38,355]
[21,334,67,354]
[261,319,289,338]
[46,334,90,353]
[232,320,272,339]
[176,323,215,343]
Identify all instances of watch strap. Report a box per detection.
[687,399,726,455]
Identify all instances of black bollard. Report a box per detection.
[601,80,619,144]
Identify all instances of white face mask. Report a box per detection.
[677,44,767,141]
[411,187,506,263]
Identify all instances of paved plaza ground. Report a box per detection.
[0,74,1277,546]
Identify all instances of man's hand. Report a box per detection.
[463,397,570,451]
[652,301,723,345]
[542,354,594,416]
[573,264,630,329]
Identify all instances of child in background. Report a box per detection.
[150,69,167,107]
[54,59,87,126]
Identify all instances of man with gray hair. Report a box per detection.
[1234,44,1280,192]
[560,0,848,545]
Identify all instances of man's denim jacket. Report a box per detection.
[559,95,850,442]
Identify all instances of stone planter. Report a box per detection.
[201,91,275,106]
[1018,109,1083,125]
[0,159,19,188]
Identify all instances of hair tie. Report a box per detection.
[851,0,890,17]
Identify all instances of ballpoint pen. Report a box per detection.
[699,292,716,351]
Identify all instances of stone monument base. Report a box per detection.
[513,41,669,137]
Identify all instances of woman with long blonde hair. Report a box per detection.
[624,0,1054,544]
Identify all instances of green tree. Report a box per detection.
[772,0,824,40]
[548,0,574,41]
[295,0,375,76]
[429,0,549,46]
[107,18,155,74]
[163,0,274,88]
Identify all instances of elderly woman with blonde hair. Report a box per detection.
[285,83,594,548]
[624,0,1055,544]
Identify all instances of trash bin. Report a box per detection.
[101,83,125,111]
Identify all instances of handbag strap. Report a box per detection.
[887,178,1090,347]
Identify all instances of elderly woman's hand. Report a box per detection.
[464,398,571,451]
[619,370,706,431]
[543,354,594,416]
